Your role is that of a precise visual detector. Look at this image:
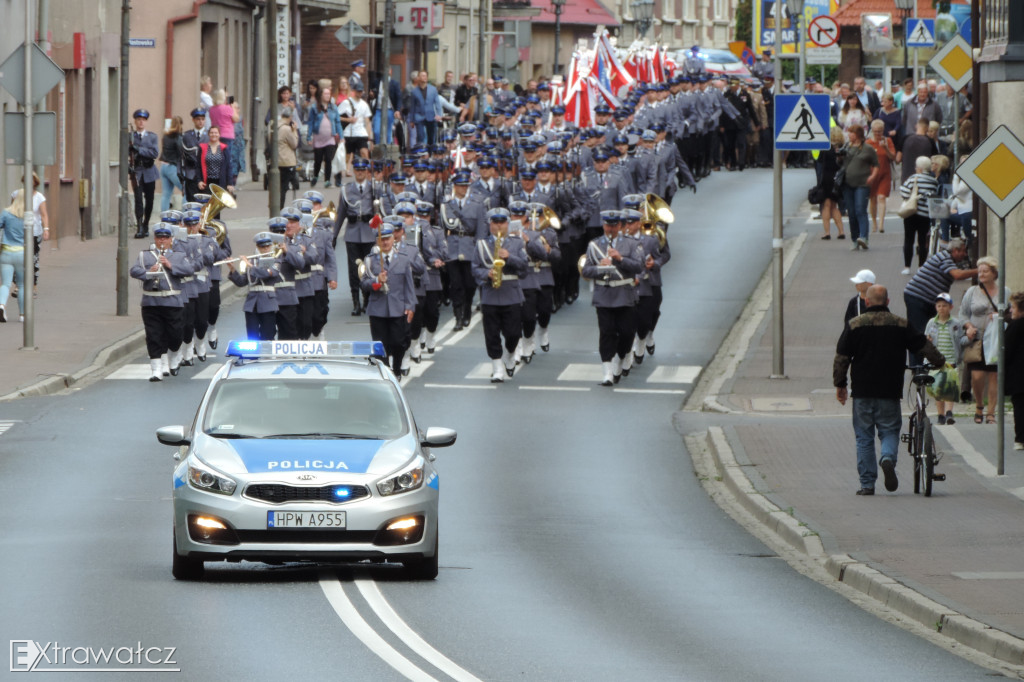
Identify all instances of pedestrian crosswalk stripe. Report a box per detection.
[612,388,687,395]
[404,360,434,380]
[422,383,497,390]
[106,365,158,380]
[466,362,520,380]
[518,386,591,392]
[646,365,701,383]
[0,420,18,436]
[558,364,606,382]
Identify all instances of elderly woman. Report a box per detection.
[961,257,1011,424]
[866,119,896,234]
[897,156,939,274]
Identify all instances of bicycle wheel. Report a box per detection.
[908,415,922,494]
[922,421,935,497]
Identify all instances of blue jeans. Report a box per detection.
[160,163,183,213]
[852,398,902,489]
[373,109,395,145]
[0,247,26,315]
[843,185,871,243]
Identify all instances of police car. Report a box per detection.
[157,340,455,580]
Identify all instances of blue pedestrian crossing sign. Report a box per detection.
[906,19,935,47]
[774,94,831,151]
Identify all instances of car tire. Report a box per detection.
[403,528,438,581]
[172,529,205,580]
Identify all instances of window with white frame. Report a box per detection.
[714,0,726,19]
[683,0,694,19]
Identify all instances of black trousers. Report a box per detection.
[596,306,636,362]
[142,305,184,359]
[555,240,578,302]
[722,129,740,169]
[903,214,931,268]
[181,296,196,343]
[482,304,522,359]
[183,291,210,343]
[346,242,374,295]
[537,285,554,329]
[134,180,156,231]
[207,284,222,325]
[521,288,539,339]
[297,295,314,339]
[422,290,442,333]
[409,295,426,342]
[709,129,722,167]
[245,310,277,341]
[279,166,297,208]
[183,177,202,203]
[313,145,337,183]
[636,286,663,340]
[1013,394,1024,445]
[447,260,475,317]
[276,304,298,340]
[370,315,410,373]
[312,288,330,337]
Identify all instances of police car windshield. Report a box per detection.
[202,379,408,440]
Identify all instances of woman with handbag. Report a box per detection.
[839,125,879,250]
[897,156,940,275]
[866,120,896,234]
[814,127,846,240]
[961,256,1011,424]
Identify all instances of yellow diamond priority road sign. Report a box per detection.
[957,125,1024,219]
[929,34,973,92]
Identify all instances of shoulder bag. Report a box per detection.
[898,178,919,219]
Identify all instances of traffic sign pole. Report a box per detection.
[998,214,1006,475]
[22,2,35,349]
[771,4,785,380]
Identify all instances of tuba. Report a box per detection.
[642,193,671,249]
[200,184,236,246]
[311,200,336,225]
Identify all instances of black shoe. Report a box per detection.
[134,229,148,239]
[462,317,471,328]
[427,347,435,354]
[420,342,426,349]
[522,354,532,364]
[600,379,613,387]
[540,344,549,352]
[197,354,206,362]
[401,368,410,376]
[856,488,875,496]
[149,375,161,383]
[310,177,318,188]
[613,373,621,384]
[646,344,655,356]
[209,338,218,349]
[169,365,179,377]
[938,414,947,425]
[505,365,515,378]
[453,320,464,332]
[634,353,644,365]
[621,368,630,377]
[181,359,193,367]
[880,459,898,492]
[411,355,421,364]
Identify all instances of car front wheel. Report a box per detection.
[172,529,205,581]
[403,528,438,580]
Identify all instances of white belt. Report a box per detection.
[595,278,634,288]
[501,274,519,281]
[180,276,195,283]
[144,289,181,297]
[294,272,311,280]
[274,281,296,288]
[197,274,208,282]
[535,262,551,268]
[248,285,274,292]
[311,264,325,271]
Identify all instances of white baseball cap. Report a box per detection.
[850,269,876,284]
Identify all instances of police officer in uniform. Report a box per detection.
[473,208,529,382]
[280,207,317,339]
[226,231,281,341]
[179,108,207,203]
[622,198,669,365]
[130,224,192,381]
[683,46,708,79]
[360,224,417,378]
[336,157,377,315]
[131,109,161,239]
[442,170,488,329]
[268,215,307,339]
[581,210,644,386]
[751,50,775,83]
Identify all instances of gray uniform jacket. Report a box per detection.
[409,181,437,206]
[131,130,160,184]
[310,226,338,289]
[442,195,488,253]
[636,232,670,294]
[397,240,428,297]
[337,181,378,244]
[469,178,503,209]
[683,55,708,78]
[420,224,448,291]
[273,244,307,306]
[360,249,417,316]
[630,150,659,195]
[581,234,643,308]
[287,233,317,298]
[179,236,202,299]
[472,234,529,306]
[525,226,560,287]
[209,233,231,282]
[580,170,627,228]
[130,245,192,307]
[228,259,279,313]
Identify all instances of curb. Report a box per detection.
[704,425,1024,669]
[0,282,246,403]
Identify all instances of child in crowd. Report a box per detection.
[924,292,967,425]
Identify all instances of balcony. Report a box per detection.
[979,0,1024,82]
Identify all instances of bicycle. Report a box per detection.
[901,364,947,496]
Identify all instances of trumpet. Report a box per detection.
[214,250,279,274]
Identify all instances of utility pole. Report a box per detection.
[478,0,488,121]
[267,0,281,216]
[21,0,36,346]
[380,0,394,158]
[771,2,785,379]
[116,0,131,317]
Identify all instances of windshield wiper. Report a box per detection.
[260,432,368,439]
[207,432,257,439]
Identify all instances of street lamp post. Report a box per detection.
[552,0,567,76]
[895,0,915,83]
[632,0,654,40]
[785,0,805,92]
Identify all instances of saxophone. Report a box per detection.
[490,232,505,289]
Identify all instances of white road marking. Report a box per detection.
[404,360,435,381]
[354,578,483,682]
[952,571,1024,580]
[192,363,222,380]
[645,365,702,384]
[558,364,606,382]
[105,365,157,380]
[518,386,591,392]
[437,314,482,347]
[465,362,520,380]
[318,571,438,682]
[422,384,496,390]
[940,425,998,478]
[105,364,221,380]
[612,388,688,395]
[0,420,19,435]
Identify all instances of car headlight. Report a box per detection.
[187,457,237,496]
[376,457,425,496]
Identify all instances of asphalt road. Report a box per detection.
[0,169,995,680]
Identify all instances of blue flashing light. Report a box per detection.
[334,487,352,498]
[225,339,386,360]
[226,340,260,357]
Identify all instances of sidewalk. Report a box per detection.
[695,211,1024,669]
[0,182,278,400]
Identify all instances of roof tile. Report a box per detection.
[834,0,937,28]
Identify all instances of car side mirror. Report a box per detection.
[156,425,190,448]
[421,427,456,449]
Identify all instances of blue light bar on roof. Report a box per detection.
[225,340,386,359]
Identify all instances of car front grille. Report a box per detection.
[244,483,371,505]
[234,530,378,544]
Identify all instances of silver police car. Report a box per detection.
[157,340,456,580]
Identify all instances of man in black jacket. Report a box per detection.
[834,285,945,495]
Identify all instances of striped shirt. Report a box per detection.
[899,173,940,217]
[931,317,955,360]
[905,250,956,303]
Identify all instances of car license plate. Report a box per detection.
[267,510,347,529]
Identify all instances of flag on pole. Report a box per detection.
[589,30,634,97]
